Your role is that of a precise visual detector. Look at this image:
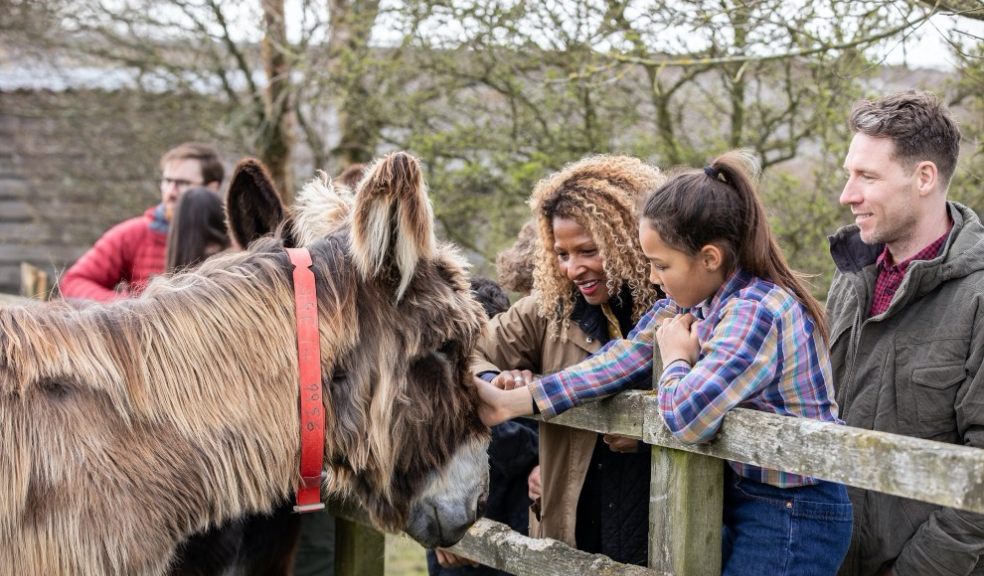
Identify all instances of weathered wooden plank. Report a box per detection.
[642,402,984,514]
[544,391,650,439]
[549,391,984,513]
[330,500,662,576]
[0,200,34,221]
[445,519,666,576]
[540,391,984,514]
[0,244,83,262]
[649,447,722,576]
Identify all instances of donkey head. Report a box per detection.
[227,153,490,547]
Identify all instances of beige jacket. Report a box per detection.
[472,295,601,546]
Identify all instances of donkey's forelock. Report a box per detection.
[351,152,436,301]
[291,171,354,247]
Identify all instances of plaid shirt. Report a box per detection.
[532,269,840,488]
[869,227,950,317]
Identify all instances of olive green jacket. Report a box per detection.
[828,202,984,576]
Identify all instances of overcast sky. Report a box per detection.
[882,12,984,70]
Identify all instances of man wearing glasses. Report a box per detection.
[60,143,224,301]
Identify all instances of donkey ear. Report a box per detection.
[226,157,287,248]
[351,152,436,300]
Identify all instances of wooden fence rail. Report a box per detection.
[334,390,984,576]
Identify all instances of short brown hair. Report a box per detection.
[160,143,225,186]
[849,91,961,187]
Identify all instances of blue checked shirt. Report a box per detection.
[531,269,841,488]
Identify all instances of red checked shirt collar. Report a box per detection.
[869,223,952,317]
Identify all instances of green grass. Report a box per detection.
[385,534,429,576]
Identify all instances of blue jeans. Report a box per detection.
[722,467,852,576]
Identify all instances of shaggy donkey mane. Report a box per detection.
[0,152,488,575]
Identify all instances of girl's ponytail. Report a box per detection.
[643,151,829,342]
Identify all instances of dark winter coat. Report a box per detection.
[828,202,984,576]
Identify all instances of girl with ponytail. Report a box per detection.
[478,150,852,575]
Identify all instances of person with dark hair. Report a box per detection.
[470,276,511,318]
[61,142,224,301]
[429,276,537,576]
[469,156,664,567]
[478,150,852,575]
[165,187,230,271]
[829,91,984,576]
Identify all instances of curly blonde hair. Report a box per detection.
[530,155,664,339]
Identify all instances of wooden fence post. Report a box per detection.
[334,517,385,576]
[20,262,49,300]
[648,335,723,576]
[648,446,722,575]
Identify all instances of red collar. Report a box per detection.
[285,247,326,513]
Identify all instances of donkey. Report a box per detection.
[0,152,490,575]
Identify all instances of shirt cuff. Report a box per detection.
[659,361,690,389]
[529,373,575,420]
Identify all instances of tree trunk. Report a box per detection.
[261,0,294,200]
[328,0,381,167]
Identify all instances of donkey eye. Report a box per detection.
[437,340,457,357]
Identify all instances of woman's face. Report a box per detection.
[552,216,611,306]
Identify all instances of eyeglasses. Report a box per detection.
[160,177,204,189]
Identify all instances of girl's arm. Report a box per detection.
[659,299,780,444]
[477,377,535,426]
[527,304,670,418]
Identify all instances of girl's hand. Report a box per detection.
[435,548,476,568]
[656,313,700,367]
[527,465,542,500]
[603,434,640,453]
[475,376,534,427]
[491,369,535,390]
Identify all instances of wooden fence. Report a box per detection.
[333,390,984,576]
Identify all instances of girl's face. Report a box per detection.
[639,220,725,308]
[552,216,611,306]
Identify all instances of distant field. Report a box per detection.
[385,534,429,575]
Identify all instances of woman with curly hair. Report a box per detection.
[469,155,663,566]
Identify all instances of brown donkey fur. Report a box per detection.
[0,152,490,575]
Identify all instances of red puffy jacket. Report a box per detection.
[60,206,167,302]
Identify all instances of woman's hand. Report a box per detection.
[603,434,640,453]
[476,376,534,427]
[527,465,542,500]
[656,313,700,367]
[435,548,476,568]
[491,369,535,390]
